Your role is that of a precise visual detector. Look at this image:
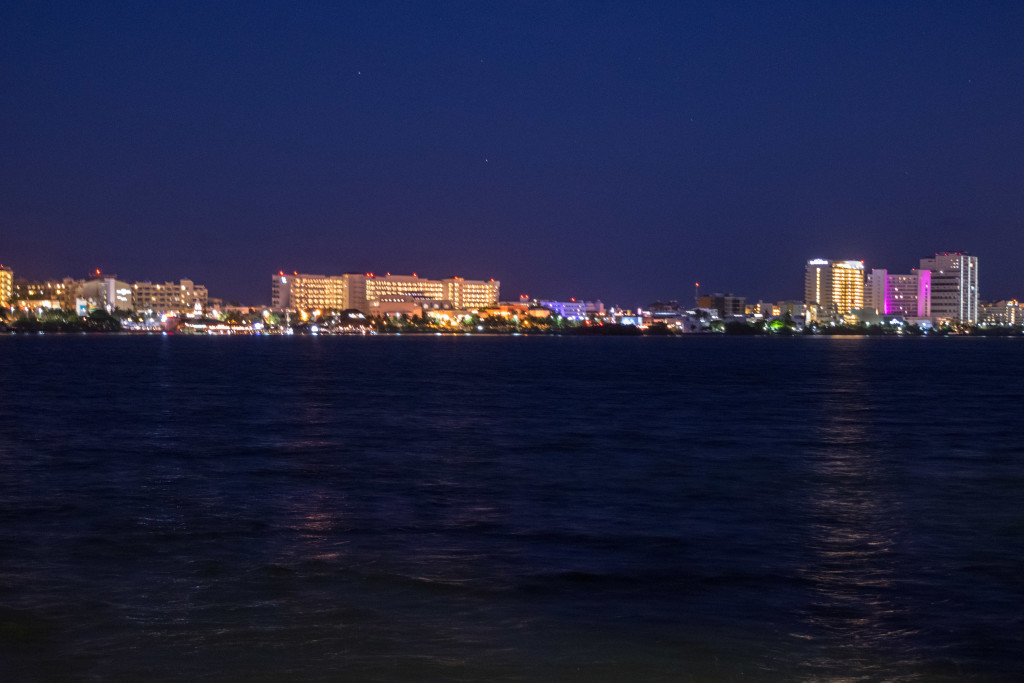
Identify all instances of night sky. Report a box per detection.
[3,1,1023,306]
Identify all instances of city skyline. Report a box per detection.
[0,248,1006,313]
[3,3,1024,304]
[5,248,1020,333]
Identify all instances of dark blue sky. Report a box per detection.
[3,1,1023,305]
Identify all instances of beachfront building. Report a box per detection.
[745,301,774,317]
[1,265,14,306]
[12,278,81,311]
[979,300,1021,326]
[804,259,865,321]
[865,269,932,318]
[363,274,499,312]
[746,300,808,320]
[698,293,746,318]
[272,271,500,314]
[271,273,348,312]
[538,299,588,320]
[76,273,133,314]
[644,301,703,332]
[132,279,209,315]
[442,277,501,309]
[774,301,806,318]
[919,252,978,323]
[363,274,443,310]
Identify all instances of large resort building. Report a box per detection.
[979,299,1021,326]
[804,259,865,321]
[0,265,14,306]
[271,274,347,313]
[866,269,932,319]
[919,252,978,323]
[8,271,212,316]
[131,279,209,315]
[272,272,500,314]
[12,277,80,311]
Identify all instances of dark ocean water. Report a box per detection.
[1,335,1022,681]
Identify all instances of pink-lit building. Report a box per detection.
[866,268,931,318]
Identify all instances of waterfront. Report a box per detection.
[1,336,1022,680]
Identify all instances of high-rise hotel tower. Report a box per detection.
[0,264,12,306]
[866,269,932,318]
[918,252,978,323]
[804,259,865,320]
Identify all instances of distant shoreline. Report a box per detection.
[4,330,1022,339]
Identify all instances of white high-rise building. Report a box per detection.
[866,268,931,318]
[918,253,978,323]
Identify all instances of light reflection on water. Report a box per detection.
[1,336,1023,680]
[795,341,920,680]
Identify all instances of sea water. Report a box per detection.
[1,335,1022,680]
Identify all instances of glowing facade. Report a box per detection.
[271,273,348,312]
[441,277,500,309]
[77,275,133,313]
[272,272,500,313]
[0,265,13,306]
[12,278,81,310]
[804,259,865,319]
[365,274,443,303]
[132,279,209,314]
[979,300,1021,326]
[865,269,931,318]
[539,300,588,320]
[919,253,978,323]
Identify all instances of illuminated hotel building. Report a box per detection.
[131,279,209,314]
[538,299,589,320]
[271,273,348,312]
[804,259,865,320]
[0,265,13,306]
[979,300,1021,326]
[272,272,499,313]
[865,268,931,318]
[918,252,978,323]
[364,274,443,304]
[441,277,500,309]
[13,277,81,311]
[76,273,133,313]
